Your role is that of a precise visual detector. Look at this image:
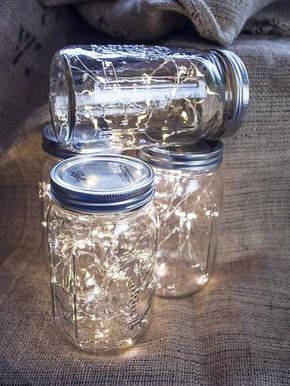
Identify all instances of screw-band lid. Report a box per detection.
[50,154,155,213]
[211,49,249,138]
[138,140,223,172]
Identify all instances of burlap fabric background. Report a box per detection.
[0,0,113,154]
[0,0,290,384]
[41,0,290,45]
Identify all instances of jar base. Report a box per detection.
[155,284,207,299]
[56,322,150,355]
[155,262,210,299]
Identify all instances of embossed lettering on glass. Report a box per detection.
[138,140,223,298]
[47,155,156,353]
[50,45,249,152]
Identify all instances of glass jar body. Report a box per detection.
[50,45,247,152]
[39,154,60,229]
[153,167,223,298]
[47,202,156,354]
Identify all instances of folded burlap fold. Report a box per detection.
[41,0,290,45]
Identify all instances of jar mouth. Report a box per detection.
[50,154,155,213]
[138,140,223,172]
[42,124,120,159]
[49,52,75,145]
[42,124,79,159]
[211,49,249,138]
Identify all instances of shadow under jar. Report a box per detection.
[138,140,223,298]
[47,155,156,354]
[50,45,248,152]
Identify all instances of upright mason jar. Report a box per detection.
[50,45,249,152]
[138,140,223,298]
[47,154,156,354]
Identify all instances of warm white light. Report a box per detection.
[197,274,209,285]
[156,263,167,277]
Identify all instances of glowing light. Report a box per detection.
[142,73,152,85]
[181,111,188,122]
[156,263,167,277]
[126,338,134,346]
[162,133,171,141]
[187,212,197,220]
[86,277,96,287]
[197,274,209,285]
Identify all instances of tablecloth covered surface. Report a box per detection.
[0,34,289,385]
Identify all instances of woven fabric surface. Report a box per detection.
[0,34,289,384]
[0,0,77,153]
[41,0,290,45]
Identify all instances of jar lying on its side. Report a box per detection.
[47,155,156,354]
[50,45,249,152]
[138,140,223,298]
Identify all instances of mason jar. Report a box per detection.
[47,154,156,354]
[50,45,249,152]
[138,140,223,298]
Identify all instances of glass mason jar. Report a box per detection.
[50,45,249,152]
[47,154,156,354]
[138,140,223,298]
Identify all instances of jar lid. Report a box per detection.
[50,154,155,213]
[211,49,249,138]
[138,140,223,171]
[42,124,81,159]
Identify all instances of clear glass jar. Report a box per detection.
[47,154,156,354]
[50,45,249,152]
[138,140,223,298]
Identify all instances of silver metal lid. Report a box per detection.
[42,124,79,159]
[211,49,249,138]
[50,154,155,213]
[138,140,223,172]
